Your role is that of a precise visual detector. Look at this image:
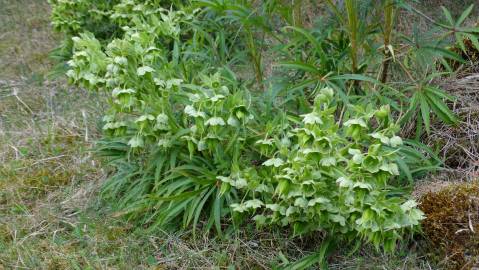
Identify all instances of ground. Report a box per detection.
[0,1,157,269]
[0,0,474,269]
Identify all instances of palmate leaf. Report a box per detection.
[329,73,381,85]
[424,87,458,124]
[393,140,441,184]
[456,4,474,27]
[402,84,458,136]
[329,73,401,100]
[440,4,479,54]
[422,46,465,64]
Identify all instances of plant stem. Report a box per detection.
[380,0,395,84]
[246,27,263,88]
[292,0,302,27]
[345,0,358,74]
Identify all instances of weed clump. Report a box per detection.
[419,182,479,269]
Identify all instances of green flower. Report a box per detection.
[137,65,154,76]
[128,135,144,148]
[205,117,225,126]
[262,158,285,167]
[362,155,381,173]
[301,112,323,125]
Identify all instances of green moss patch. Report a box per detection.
[420,182,479,269]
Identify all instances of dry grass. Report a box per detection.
[0,1,158,269]
[418,0,479,17]
[0,0,58,79]
[422,73,479,181]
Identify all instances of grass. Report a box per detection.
[0,1,159,269]
[0,0,57,79]
[1,0,471,269]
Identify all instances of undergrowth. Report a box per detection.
[1,0,479,269]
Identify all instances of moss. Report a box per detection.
[419,182,479,269]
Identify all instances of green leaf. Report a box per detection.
[423,46,465,63]
[283,26,328,64]
[396,157,413,184]
[419,94,431,133]
[330,74,381,85]
[330,214,346,226]
[424,92,458,124]
[440,6,454,25]
[212,190,222,236]
[281,237,334,270]
[363,156,381,173]
[344,118,368,128]
[151,188,207,202]
[192,188,215,235]
[456,32,467,53]
[400,91,419,124]
[457,4,474,26]
[424,86,455,101]
[466,34,479,51]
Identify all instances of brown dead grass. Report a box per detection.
[422,72,479,181]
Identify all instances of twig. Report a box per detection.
[81,109,89,142]
[12,88,33,114]
[14,155,68,171]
